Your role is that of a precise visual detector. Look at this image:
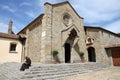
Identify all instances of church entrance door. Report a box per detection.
[87,47,96,62]
[65,43,71,63]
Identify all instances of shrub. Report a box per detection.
[79,52,84,56]
[52,50,59,57]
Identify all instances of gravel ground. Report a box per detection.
[62,67,120,80]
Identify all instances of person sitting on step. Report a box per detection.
[20,56,31,71]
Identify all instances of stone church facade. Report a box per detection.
[18,2,120,65]
[17,1,120,66]
[18,1,87,63]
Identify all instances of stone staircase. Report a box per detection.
[0,62,109,80]
[0,62,24,80]
[20,62,109,80]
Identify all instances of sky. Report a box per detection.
[0,0,120,34]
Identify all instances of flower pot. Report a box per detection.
[53,60,57,64]
[81,59,84,63]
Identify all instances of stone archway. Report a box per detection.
[87,47,96,62]
[64,28,78,63]
[61,24,80,63]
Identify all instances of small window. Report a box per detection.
[10,43,17,52]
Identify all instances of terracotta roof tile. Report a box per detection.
[0,32,19,39]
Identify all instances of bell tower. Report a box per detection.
[8,19,13,34]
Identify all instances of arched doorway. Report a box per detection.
[87,47,96,62]
[64,43,71,63]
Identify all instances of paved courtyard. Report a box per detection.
[0,62,120,80]
[63,67,120,80]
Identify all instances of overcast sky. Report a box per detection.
[0,0,120,34]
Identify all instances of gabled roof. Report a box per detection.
[45,1,83,19]
[84,26,120,37]
[17,14,44,34]
[18,1,83,35]
[0,32,19,39]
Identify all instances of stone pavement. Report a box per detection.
[0,62,24,80]
[62,67,120,80]
[0,62,120,80]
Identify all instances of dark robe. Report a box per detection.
[20,57,31,71]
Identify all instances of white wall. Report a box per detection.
[0,38,22,64]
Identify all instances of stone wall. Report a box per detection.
[86,28,102,62]
[40,3,53,63]
[100,30,120,65]
[27,24,42,62]
[86,27,120,65]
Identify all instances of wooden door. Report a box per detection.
[111,48,120,66]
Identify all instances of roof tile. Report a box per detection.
[0,32,19,39]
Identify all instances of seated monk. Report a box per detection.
[20,56,31,71]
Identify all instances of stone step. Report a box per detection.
[0,62,109,80]
[23,69,87,77]
[21,70,88,80]
[20,62,109,80]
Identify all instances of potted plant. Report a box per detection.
[79,52,85,63]
[79,52,84,56]
[52,50,59,64]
